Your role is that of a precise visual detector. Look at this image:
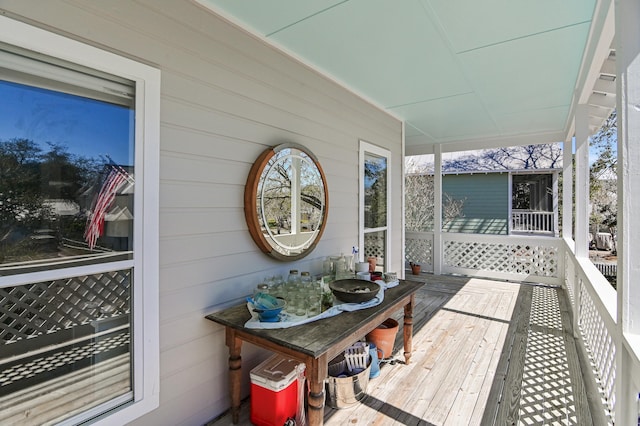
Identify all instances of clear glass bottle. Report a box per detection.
[271,275,284,298]
[335,253,347,279]
[329,255,341,279]
[344,254,354,272]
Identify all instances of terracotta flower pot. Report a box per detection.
[366,318,399,360]
[367,256,377,272]
[410,262,421,275]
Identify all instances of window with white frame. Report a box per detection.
[0,17,159,425]
[359,140,390,272]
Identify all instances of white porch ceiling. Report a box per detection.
[199,0,614,155]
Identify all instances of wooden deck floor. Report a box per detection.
[208,274,596,426]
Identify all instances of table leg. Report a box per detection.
[225,328,243,424]
[403,294,414,365]
[306,355,328,426]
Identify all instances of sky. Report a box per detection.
[0,80,134,166]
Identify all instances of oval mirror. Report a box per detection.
[244,143,328,260]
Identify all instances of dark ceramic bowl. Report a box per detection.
[329,279,380,304]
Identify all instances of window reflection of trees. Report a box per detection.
[262,155,292,234]
[0,137,134,268]
[364,154,387,229]
[0,138,101,264]
[259,149,323,239]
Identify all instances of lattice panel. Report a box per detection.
[444,240,559,277]
[405,236,433,267]
[0,269,131,344]
[578,279,616,423]
[364,234,385,265]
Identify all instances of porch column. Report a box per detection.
[562,140,573,240]
[434,144,443,274]
[574,104,590,259]
[616,0,640,423]
[562,138,579,338]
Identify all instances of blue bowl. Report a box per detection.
[254,298,286,322]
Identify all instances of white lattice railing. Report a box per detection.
[405,231,433,272]
[511,210,555,234]
[563,239,618,424]
[405,230,640,421]
[405,232,561,283]
[443,233,561,284]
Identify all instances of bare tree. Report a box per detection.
[590,110,617,232]
[405,173,434,232]
[443,143,562,172]
[405,158,465,232]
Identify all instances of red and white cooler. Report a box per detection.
[250,355,305,426]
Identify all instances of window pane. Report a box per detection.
[364,153,387,229]
[0,79,134,275]
[0,48,136,425]
[0,269,133,424]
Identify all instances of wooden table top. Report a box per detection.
[205,279,424,359]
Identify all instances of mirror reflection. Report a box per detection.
[246,143,328,260]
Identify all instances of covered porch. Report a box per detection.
[0,0,638,425]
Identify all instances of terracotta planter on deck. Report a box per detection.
[410,262,421,275]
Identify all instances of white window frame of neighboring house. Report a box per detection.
[0,16,160,425]
[359,140,391,270]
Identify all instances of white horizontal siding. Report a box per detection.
[0,0,403,424]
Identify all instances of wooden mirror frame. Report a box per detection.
[244,143,329,261]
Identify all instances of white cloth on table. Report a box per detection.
[244,280,399,329]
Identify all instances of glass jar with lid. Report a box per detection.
[287,269,300,290]
[254,283,270,299]
[287,269,299,281]
[300,271,313,294]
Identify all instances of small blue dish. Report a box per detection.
[253,297,286,322]
[258,314,281,323]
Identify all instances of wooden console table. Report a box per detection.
[205,279,424,426]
